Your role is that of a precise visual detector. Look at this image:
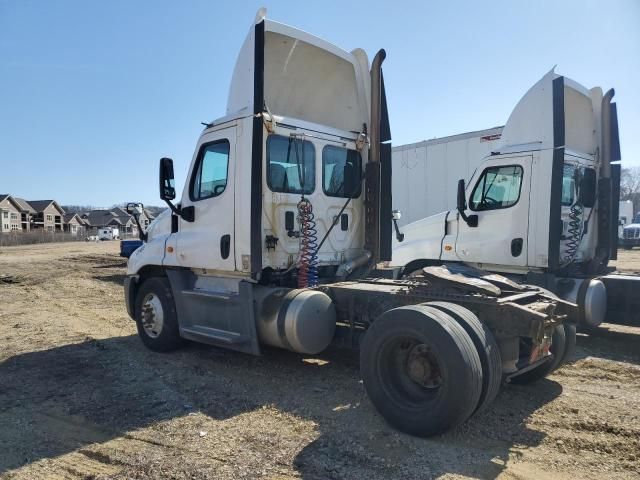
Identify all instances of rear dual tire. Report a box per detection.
[510,322,576,384]
[360,304,483,437]
[425,301,502,414]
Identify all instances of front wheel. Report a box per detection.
[134,277,184,352]
[360,305,482,437]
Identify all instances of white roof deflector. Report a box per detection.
[497,68,604,157]
[226,9,371,133]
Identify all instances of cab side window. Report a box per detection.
[470,165,523,211]
[267,135,315,195]
[322,145,362,198]
[190,140,230,201]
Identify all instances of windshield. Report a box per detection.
[470,165,523,211]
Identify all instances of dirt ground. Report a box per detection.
[0,242,639,480]
[610,247,640,272]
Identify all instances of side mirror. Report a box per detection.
[456,178,478,228]
[579,169,596,208]
[456,179,467,212]
[343,162,358,197]
[158,157,187,220]
[126,202,143,216]
[125,202,147,241]
[159,157,176,201]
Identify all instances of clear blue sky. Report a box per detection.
[1,0,638,207]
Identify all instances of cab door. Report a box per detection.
[176,127,236,272]
[455,155,532,267]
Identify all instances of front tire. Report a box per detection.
[134,277,184,352]
[360,305,482,437]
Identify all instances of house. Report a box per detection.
[28,200,66,231]
[81,207,143,237]
[0,195,23,233]
[142,208,155,228]
[12,197,36,231]
[63,213,87,236]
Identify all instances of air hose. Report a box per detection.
[561,168,585,267]
[288,135,319,288]
[563,202,584,265]
[297,197,318,287]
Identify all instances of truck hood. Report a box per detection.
[226,8,370,133]
[623,223,640,230]
[145,208,171,242]
[391,211,449,267]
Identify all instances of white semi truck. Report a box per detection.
[621,211,640,250]
[124,11,574,436]
[392,71,640,327]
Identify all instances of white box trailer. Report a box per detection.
[392,127,503,226]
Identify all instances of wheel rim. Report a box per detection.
[141,293,164,338]
[379,336,443,410]
[406,343,442,388]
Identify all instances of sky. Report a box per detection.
[1,0,638,207]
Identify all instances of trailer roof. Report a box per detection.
[392,126,504,152]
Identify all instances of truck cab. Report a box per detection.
[622,212,640,249]
[129,12,379,285]
[392,70,623,327]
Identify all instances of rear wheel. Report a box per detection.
[360,305,482,437]
[510,324,566,384]
[425,302,502,414]
[135,277,184,352]
[559,322,576,365]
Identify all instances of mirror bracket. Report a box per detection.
[456,178,478,228]
[391,209,404,242]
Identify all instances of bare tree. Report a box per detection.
[620,166,640,215]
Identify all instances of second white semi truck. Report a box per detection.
[392,71,640,327]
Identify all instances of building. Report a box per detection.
[12,197,36,231]
[28,200,66,231]
[63,213,88,236]
[80,206,152,237]
[0,195,23,232]
[1,195,158,238]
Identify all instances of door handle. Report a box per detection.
[341,214,348,231]
[220,234,231,259]
[511,238,523,257]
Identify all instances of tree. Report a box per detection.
[620,166,640,215]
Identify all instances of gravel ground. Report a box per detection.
[0,242,639,479]
[610,247,640,272]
